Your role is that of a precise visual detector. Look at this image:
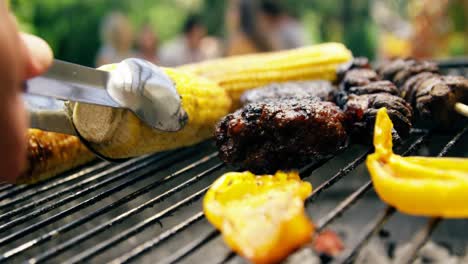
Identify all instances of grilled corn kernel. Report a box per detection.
[179,42,352,107]
[19,129,95,184]
[71,67,232,159]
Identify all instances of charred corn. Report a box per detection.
[71,66,232,159]
[19,129,96,184]
[179,42,352,106]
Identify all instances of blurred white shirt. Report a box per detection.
[159,37,205,67]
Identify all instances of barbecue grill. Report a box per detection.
[0,60,467,264]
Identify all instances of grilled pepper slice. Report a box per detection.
[203,171,314,264]
[366,108,468,218]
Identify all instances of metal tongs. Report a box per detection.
[24,58,188,133]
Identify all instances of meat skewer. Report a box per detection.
[455,102,468,117]
[377,58,468,128]
[336,60,414,140]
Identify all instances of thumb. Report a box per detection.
[20,33,53,78]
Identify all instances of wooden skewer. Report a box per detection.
[454,102,468,118]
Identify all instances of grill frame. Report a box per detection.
[0,61,466,264]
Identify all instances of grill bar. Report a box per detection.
[26,162,222,263]
[336,124,467,263]
[65,186,211,264]
[159,229,220,264]
[0,183,33,201]
[0,184,14,193]
[0,153,188,247]
[316,181,373,232]
[0,153,168,225]
[1,153,219,260]
[110,211,206,264]
[398,218,441,264]
[438,125,468,157]
[316,132,428,232]
[0,151,191,245]
[338,206,396,264]
[307,150,371,204]
[0,161,110,209]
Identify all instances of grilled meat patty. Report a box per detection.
[215,97,348,173]
[240,81,335,105]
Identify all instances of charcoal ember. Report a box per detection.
[400,72,439,105]
[313,230,344,257]
[344,93,413,139]
[240,81,335,105]
[336,57,371,83]
[340,69,380,91]
[215,98,348,173]
[414,75,468,128]
[348,81,399,96]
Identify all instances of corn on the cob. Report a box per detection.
[19,129,96,184]
[179,42,353,107]
[71,67,232,159]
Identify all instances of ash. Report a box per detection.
[356,238,467,264]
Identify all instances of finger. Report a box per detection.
[20,33,53,78]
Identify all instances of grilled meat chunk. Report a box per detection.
[336,57,371,83]
[379,58,467,129]
[413,75,468,127]
[378,58,439,86]
[340,69,380,91]
[215,98,348,173]
[400,72,439,104]
[347,81,400,96]
[343,93,413,139]
[240,81,335,105]
[336,81,400,110]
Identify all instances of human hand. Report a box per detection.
[0,1,53,182]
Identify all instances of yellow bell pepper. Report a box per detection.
[203,171,314,264]
[366,108,468,218]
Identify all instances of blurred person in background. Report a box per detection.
[0,1,53,181]
[258,0,309,50]
[225,0,276,56]
[200,36,223,60]
[136,23,159,64]
[96,11,135,66]
[225,0,308,56]
[159,14,208,66]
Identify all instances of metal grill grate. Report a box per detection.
[0,62,466,264]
